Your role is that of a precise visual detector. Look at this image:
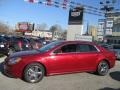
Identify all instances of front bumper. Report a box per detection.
[3,63,15,78]
[3,61,23,78]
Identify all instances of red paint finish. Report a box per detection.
[4,41,116,78]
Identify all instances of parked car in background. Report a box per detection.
[0,36,9,55]
[4,41,116,83]
[100,44,114,51]
[100,44,120,60]
[28,38,42,49]
[8,37,32,54]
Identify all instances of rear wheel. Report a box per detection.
[23,63,45,83]
[97,61,109,76]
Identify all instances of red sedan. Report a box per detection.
[4,41,116,83]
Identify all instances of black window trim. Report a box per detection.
[75,44,100,53]
[51,43,100,55]
[52,43,78,54]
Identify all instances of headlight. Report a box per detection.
[8,57,21,65]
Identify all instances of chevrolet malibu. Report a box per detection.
[4,41,116,83]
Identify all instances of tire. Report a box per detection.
[23,63,45,83]
[97,61,109,76]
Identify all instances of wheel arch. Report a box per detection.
[97,59,110,69]
[22,61,47,78]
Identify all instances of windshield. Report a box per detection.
[38,41,63,53]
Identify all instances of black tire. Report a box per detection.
[97,61,109,76]
[23,63,45,83]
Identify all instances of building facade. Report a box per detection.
[88,25,97,41]
[97,12,120,43]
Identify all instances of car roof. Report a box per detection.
[61,40,95,45]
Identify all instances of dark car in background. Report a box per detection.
[27,38,42,49]
[8,37,32,54]
[0,36,9,55]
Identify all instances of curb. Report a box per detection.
[0,56,6,63]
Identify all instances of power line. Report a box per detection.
[24,0,108,16]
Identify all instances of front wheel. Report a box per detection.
[97,61,109,76]
[23,63,45,83]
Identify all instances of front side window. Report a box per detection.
[38,41,63,53]
[54,44,77,53]
[61,44,77,53]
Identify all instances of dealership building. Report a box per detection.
[67,7,93,42]
[67,7,84,41]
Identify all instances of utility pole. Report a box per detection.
[100,0,115,42]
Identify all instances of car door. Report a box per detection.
[47,43,79,74]
[75,44,99,71]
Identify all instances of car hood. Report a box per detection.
[9,50,41,58]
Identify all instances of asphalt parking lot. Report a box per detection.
[0,56,120,90]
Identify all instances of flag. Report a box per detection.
[46,0,52,6]
[24,0,39,3]
[62,0,68,9]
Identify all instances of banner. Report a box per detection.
[62,0,68,9]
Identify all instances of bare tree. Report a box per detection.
[36,23,47,30]
[0,21,8,34]
[49,24,62,32]
[49,24,63,40]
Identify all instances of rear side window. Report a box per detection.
[76,44,98,52]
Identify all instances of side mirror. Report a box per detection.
[51,49,62,55]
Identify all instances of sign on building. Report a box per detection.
[106,20,113,28]
[32,31,52,38]
[97,19,113,37]
[74,34,92,42]
[16,22,34,32]
[105,20,113,35]
[106,28,112,35]
[68,7,84,25]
